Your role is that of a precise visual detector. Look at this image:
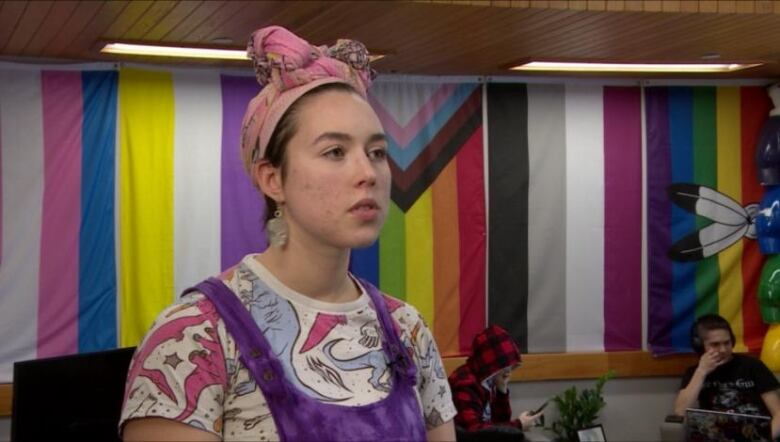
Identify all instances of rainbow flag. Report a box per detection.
[646,86,771,355]
[484,83,643,353]
[351,81,486,357]
[0,67,266,382]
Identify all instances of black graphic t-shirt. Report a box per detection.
[681,354,780,416]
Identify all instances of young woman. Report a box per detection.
[120,26,456,441]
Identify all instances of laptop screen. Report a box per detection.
[11,347,135,442]
[686,408,771,442]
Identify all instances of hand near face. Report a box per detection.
[698,349,728,375]
[495,369,511,393]
[517,410,544,430]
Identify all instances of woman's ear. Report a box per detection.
[253,160,284,204]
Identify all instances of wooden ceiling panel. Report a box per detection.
[42,1,105,57]
[0,1,30,52]
[179,1,250,43]
[163,1,225,42]
[62,1,128,59]
[3,0,780,78]
[386,4,500,68]
[550,13,698,60]
[706,16,780,56]
[143,1,203,41]
[642,14,778,60]
[22,1,80,56]
[2,1,53,55]
[100,1,154,41]
[599,14,725,60]
[257,3,334,40]
[120,1,178,41]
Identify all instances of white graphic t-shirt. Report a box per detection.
[120,254,456,441]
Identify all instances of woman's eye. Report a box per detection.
[367,147,387,161]
[324,146,345,159]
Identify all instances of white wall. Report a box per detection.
[0,417,9,442]
[510,376,681,442]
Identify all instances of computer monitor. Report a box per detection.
[11,347,136,441]
[686,408,771,442]
[578,424,607,442]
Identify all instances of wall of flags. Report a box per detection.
[0,62,773,381]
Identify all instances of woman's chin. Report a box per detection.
[346,233,381,250]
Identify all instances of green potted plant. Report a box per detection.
[548,370,615,441]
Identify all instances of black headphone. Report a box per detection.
[690,314,736,354]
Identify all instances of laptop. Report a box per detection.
[578,424,607,441]
[11,347,136,441]
[686,408,771,442]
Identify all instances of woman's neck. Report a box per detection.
[255,236,358,304]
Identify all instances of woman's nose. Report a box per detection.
[354,153,377,186]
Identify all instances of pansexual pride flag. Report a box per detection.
[0,67,266,381]
[647,86,772,355]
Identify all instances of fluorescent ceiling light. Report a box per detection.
[510,61,762,73]
[101,42,387,62]
[101,43,248,60]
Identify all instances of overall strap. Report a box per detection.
[356,277,417,385]
[186,277,289,401]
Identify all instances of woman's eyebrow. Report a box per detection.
[312,132,387,144]
[367,133,387,144]
[313,132,352,144]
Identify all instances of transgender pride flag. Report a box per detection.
[0,67,265,382]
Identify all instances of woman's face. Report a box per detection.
[277,89,391,251]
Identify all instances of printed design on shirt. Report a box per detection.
[323,333,392,392]
[410,318,446,380]
[299,312,348,353]
[306,356,350,391]
[226,357,254,397]
[427,407,445,427]
[243,412,273,431]
[358,321,381,348]
[303,321,382,393]
[236,265,340,401]
[125,297,226,420]
[704,378,764,415]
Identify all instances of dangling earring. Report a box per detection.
[266,205,288,247]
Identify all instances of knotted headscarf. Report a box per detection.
[240,26,376,173]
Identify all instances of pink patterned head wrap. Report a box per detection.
[240,26,376,173]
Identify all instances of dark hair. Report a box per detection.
[261,81,359,223]
[690,314,735,354]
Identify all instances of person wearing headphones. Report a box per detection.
[674,314,780,438]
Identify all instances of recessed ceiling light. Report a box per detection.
[510,61,761,73]
[101,42,386,63]
[101,43,247,60]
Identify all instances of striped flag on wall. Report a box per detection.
[646,86,771,355]
[0,67,265,381]
[350,81,487,357]
[487,83,644,353]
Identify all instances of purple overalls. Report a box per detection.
[190,277,428,442]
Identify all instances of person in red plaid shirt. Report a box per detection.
[448,325,543,438]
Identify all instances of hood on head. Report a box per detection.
[466,325,521,382]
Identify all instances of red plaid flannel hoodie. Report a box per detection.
[448,325,522,431]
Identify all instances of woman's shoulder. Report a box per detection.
[376,292,428,324]
[138,291,225,347]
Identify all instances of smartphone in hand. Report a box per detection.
[532,401,548,415]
